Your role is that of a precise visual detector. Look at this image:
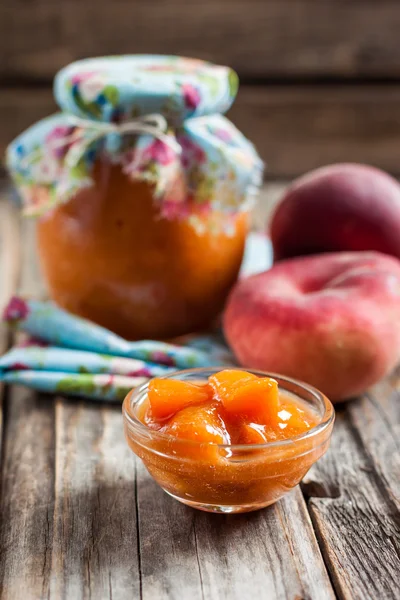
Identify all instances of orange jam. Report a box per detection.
[123,369,334,513]
[36,162,247,340]
[143,370,317,444]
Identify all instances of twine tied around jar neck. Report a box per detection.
[19,113,182,172]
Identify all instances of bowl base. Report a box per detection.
[164,490,277,513]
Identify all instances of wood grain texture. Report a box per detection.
[136,460,334,600]
[194,487,335,600]
[302,379,400,600]
[2,1,400,80]
[351,373,400,511]
[135,459,205,600]
[3,84,400,178]
[0,386,56,599]
[49,400,140,600]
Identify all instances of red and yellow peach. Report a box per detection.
[223,251,400,401]
[270,164,400,261]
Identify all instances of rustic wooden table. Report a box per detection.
[0,182,399,600]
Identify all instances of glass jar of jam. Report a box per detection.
[7,56,262,340]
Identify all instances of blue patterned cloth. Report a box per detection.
[0,298,233,401]
[54,55,238,123]
[0,233,271,402]
[6,55,263,222]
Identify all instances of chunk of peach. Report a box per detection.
[164,404,230,445]
[277,401,318,436]
[209,369,257,401]
[147,378,211,421]
[210,371,279,426]
[163,404,231,461]
[240,423,269,444]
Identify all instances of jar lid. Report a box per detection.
[54,55,239,123]
[7,112,263,230]
[7,55,263,232]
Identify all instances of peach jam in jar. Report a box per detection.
[7,56,262,339]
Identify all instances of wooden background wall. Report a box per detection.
[1,0,400,179]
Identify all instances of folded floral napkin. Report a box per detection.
[0,233,271,402]
[0,297,234,401]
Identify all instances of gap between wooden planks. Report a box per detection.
[0,183,399,600]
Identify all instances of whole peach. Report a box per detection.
[223,252,400,401]
[270,164,400,261]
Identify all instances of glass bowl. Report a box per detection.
[122,368,335,513]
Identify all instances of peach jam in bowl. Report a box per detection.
[122,368,335,513]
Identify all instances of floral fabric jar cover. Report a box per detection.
[7,55,263,231]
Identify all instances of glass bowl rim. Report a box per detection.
[122,367,335,451]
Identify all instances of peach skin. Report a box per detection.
[223,251,400,402]
[270,163,400,261]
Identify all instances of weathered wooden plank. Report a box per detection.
[0,187,57,600]
[136,459,335,600]
[2,1,400,80]
[302,405,400,600]
[3,84,400,179]
[0,387,56,600]
[49,400,140,600]
[194,487,335,600]
[353,369,400,508]
[229,84,400,178]
[135,459,204,600]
